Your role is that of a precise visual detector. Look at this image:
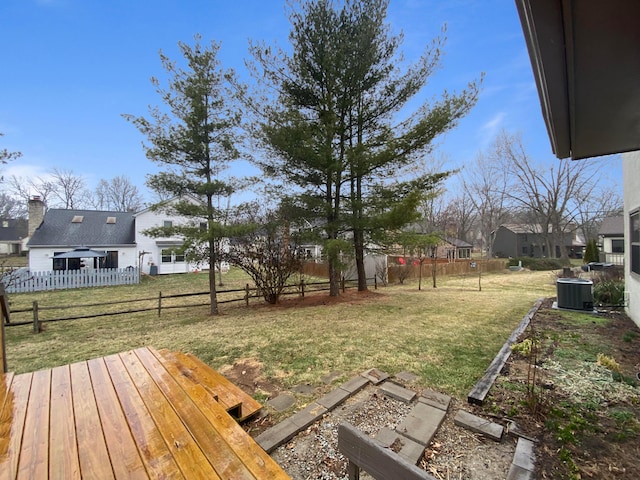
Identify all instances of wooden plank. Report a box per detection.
[156,349,241,417]
[149,349,289,479]
[135,348,262,480]
[337,423,435,480]
[158,349,261,421]
[157,368,292,480]
[17,369,51,480]
[468,298,544,405]
[0,284,7,373]
[0,372,31,480]
[69,361,115,480]
[103,354,184,479]
[49,365,81,479]
[86,357,147,480]
[0,372,15,412]
[117,350,218,479]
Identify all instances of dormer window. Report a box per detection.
[72,216,84,223]
[106,217,116,224]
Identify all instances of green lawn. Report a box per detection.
[3,268,556,399]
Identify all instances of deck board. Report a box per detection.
[70,362,115,480]
[49,365,81,480]
[157,349,262,421]
[1,347,290,479]
[87,357,148,480]
[0,372,31,480]
[104,353,185,479]
[135,348,256,479]
[17,369,51,480]
[119,350,222,480]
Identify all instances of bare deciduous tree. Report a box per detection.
[462,151,511,257]
[495,131,599,259]
[49,168,88,209]
[93,176,145,212]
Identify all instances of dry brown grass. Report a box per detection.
[4,268,555,399]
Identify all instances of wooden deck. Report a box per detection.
[0,347,291,479]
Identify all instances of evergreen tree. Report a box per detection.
[250,0,480,293]
[124,36,244,315]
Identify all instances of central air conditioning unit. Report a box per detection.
[556,278,594,311]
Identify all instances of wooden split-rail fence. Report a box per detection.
[3,277,374,333]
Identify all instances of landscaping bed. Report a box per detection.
[483,300,640,479]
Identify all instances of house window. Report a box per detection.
[161,248,185,263]
[200,222,208,231]
[631,210,640,275]
[53,253,66,271]
[611,239,624,253]
[99,251,119,269]
[68,258,81,270]
[163,220,173,228]
[522,246,528,255]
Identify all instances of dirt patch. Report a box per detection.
[218,357,281,400]
[251,288,386,310]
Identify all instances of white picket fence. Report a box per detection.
[3,268,140,293]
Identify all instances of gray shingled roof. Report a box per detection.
[0,219,28,242]
[445,237,473,248]
[28,209,135,247]
[598,216,624,236]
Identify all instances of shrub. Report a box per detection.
[508,257,567,271]
[583,239,600,263]
[597,353,622,373]
[593,279,625,306]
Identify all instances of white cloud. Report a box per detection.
[479,112,507,143]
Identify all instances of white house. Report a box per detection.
[134,196,211,275]
[598,217,624,265]
[27,207,138,272]
[26,196,217,275]
[515,0,640,326]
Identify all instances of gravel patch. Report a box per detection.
[270,386,516,480]
[271,388,412,479]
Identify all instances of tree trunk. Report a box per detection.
[209,237,219,315]
[329,254,341,297]
[354,230,367,291]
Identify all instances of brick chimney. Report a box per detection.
[28,196,45,238]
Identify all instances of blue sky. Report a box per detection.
[0,0,621,203]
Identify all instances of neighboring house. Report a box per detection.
[26,196,212,275]
[0,219,27,255]
[598,216,624,265]
[436,237,473,261]
[491,224,581,259]
[515,0,640,326]
[27,208,137,271]
[134,196,211,275]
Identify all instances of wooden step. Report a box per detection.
[155,348,262,422]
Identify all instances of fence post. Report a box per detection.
[245,283,250,306]
[300,278,305,298]
[33,300,40,333]
[341,275,345,293]
[158,291,162,317]
[374,275,377,290]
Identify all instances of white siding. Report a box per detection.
[134,199,210,275]
[623,151,640,327]
[28,246,137,272]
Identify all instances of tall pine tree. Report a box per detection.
[124,36,244,315]
[250,0,480,294]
